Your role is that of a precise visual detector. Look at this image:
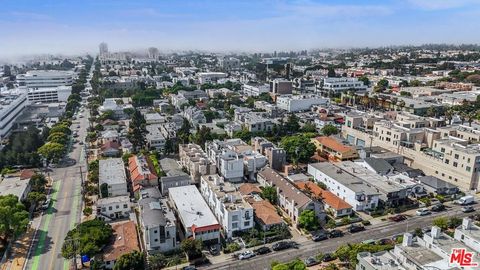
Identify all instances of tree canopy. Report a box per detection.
[61,219,113,259]
[321,124,339,136]
[0,195,29,245]
[127,109,148,151]
[280,135,316,164]
[298,210,319,231]
[261,186,278,204]
[113,251,145,270]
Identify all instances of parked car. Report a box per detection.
[389,214,407,222]
[272,241,292,251]
[462,205,475,213]
[253,246,271,255]
[208,246,219,256]
[431,204,446,212]
[238,250,256,260]
[455,195,475,205]
[416,208,431,216]
[40,199,51,210]
[328,229,344,238]
[182,267,196,270]
[348,224,365,233]
[304,257,320,267]
[312,232,328,242]
[323,253,335,262]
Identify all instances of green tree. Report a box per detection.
[37,142,65,165]
[47,132,69,145]
[29,173,47,193]
[374,79,389,92]
[301,123,317,133]
[127,109,148,152]
[27,192,47,210]
[327,67,336,77]
[321,124,339,136]
[149,253,166,269]
[113,251,145,270]
[100,183,109,198]
[181,238,203,259]
[358,76,370,87]
[285,114,301,134]
[61,219,113,259]
[192,126,214,147]
[261,186,278,204]
[433,217,448,230]
[298,210,318,231]
[178,118,192,144]
[0,195,29,246]
[49,124,71,135]
[280,135,316,164]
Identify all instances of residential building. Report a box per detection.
[144,112,165,125]
[218,57,240,71]
[246,197,285,230]
[0,92,28,139]
[169,185,221,245]
[99,158,128,198]
[27,86,72,103]
[271,79,293,95]
[252,137,286,171]
[357,157,394,176]
[99,98,133,119]
[417,176,459,195]
[101,141,121,157]
[139,188,177,253]
[276,94,329,112]
[454,218,480,253]
[200,174,254,238]
[257,167,325,224]
[17,70,74,88]
[182,106,206,127]
[308,163,380,211]
[197,72,228,84]
[242,83,270,97]
[158,157,191,195]
[322,77,367,94]
[171,90,208,109]
[179,144,217,183]
[145,124,166,151]
[206,87,233,98]
[0,176,31,201]
[235,112,274,133]
[312,136,359,162]
[128,155,158,192]
[295,181,352,217]
[96,195,131,221]
[103,221,140,269]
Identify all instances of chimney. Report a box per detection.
[462,218,472,230]
[431,226,441,239]
[402,233,413,247]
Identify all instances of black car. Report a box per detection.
[431,204,446,212]
[328,229,344,238]
[348,224,365,233]
[323,253,335,262]
[312,232,328,242]
[208,246,219,256]
[253,246,272,255]
[272,241,292,251]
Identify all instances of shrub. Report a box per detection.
[223,242,241,254]
[83,207,93,216]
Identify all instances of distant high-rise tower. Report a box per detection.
[99,42,108,56]
[148,47,159,59]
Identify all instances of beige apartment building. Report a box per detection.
[343,112,480,191]
[179,144,217,183]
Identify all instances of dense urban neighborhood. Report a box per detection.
[1,43,480,270]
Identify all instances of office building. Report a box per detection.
[27,86,72,103]
[17,70,74,88]
[0,92,28,139]
[322,77,367,94]
[276,94,329,112]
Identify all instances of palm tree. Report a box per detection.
[360,94,370,110]
[444,108,454,125]
[398,100,406,112]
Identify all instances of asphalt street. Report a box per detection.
[25,106,89,270]
[202,205,478,270]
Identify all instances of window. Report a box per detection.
[453,162,458,167]
[116,205,119,209]
[108,206,112,210]
[445,159,449,164]
[454,154,459,159]
[154,239,158,242]
[124,204,128,209]
[154,230,158,234]
[244,221,250,227]
[467,166,471,172]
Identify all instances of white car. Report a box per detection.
[238,250,256,260]
[416,208,431,216]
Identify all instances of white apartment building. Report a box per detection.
[322,77,367,93]
[17,70,74,88]
[0,92,28,139]
[99,158,128,198]
[308,162,380,211]
[235,112,274,133]
[179,144,217,183]
[96,195,131,221]
[139,188,177,253]
[276,94,330,112]
[27,86,72,103]
[200,174,254,238]
[169,185,221,245]
[218,57,240,71]
[197,72,228,84]
[170,90,208,109]
[242,83,270,97]
[146,124,166,151]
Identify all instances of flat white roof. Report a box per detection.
[169,185,218,229]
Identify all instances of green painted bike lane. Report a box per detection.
[30,179,61,270]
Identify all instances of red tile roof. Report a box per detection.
[101,141,121,151]
[238,183,262,196]
[249,200,284,226]
[315,136,353,154]
[103,221,140,262]
[19,169,36,180]
[128,155,158,191]
[295,181,352,211]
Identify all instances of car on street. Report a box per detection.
[253,246,271,255]
[462,205,475,213]
[328,229,344,238]
[416,208,431,216]
[431,204,446,212]
[348,224,365,233]
[304,257,319,267]
[41,199,51,210]
[312,231,328,242]
[238,250,256,260]
[272,241,293,251]
[389,214,407,222]
[323,253,335,262]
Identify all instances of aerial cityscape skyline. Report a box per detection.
[2,0,480,59]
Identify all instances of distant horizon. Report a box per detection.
[2,0,480,60]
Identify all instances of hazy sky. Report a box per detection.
[1,0,480,57]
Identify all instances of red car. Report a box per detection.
[389,215,407,222]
